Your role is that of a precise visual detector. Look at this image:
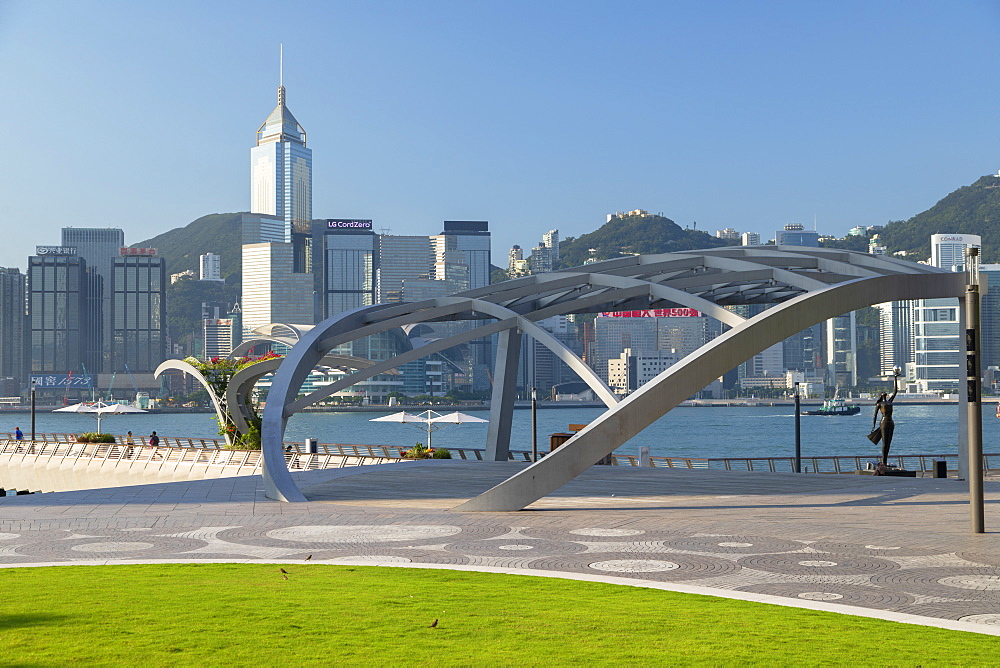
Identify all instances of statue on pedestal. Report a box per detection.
[869,368,901,466]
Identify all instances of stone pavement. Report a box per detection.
[1,461,999,635]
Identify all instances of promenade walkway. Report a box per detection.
[1,462,998,635]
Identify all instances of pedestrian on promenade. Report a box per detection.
[125,431,134,446]
[125,431,135,459]
[14,427,23,441]
[149,431,159,447]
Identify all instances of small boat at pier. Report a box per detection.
[804,396,861,416]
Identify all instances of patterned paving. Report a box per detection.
[0,462,998,634]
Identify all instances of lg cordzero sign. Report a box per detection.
[326,219,373,230]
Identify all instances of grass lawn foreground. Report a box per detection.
[0,564,995,665]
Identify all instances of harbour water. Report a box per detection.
[3,404,996,460]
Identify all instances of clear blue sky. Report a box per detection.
[2,0,999,269]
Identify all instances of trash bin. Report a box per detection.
[306,438,318,454]
[549,433,574,452]
[932,459,948,478]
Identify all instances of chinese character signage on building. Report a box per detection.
[119,247,158,256]
[600,309,702,318]
[30,374,95,388]
[35,246,78,256]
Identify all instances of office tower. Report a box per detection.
[741,232,761,246]
[241,212,289,244]
[0,267,26,391]
[775,223,819,247]
[242,242,314,334]
[981,266,1000,373]
[655,311,718,360]
[61,228,125,372]
[250,79,312,233]
[591,315,658,384]
[27,254,97,395]
[522,315,582,395]
[608,348,679,394]
[825,313,857,387]
[204,316,238,359]
[782,323,822,374]
[109,254,166,373]
[377,235,434,304]
[311,219,378,319]
[542,230,560,263]
[200,253,223,281]
[877,301,913,375]
[910,234,980,392]
[432,221,490,290]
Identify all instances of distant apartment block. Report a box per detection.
[200,253,223,281]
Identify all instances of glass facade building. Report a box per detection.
[0,267,26,389]
[28,254,95,375]
[110,255,166,373]
[312,220,378,319]
[251,85,312,233]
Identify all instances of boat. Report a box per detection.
[804,396,861,416]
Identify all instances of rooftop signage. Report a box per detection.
[326,219,373,230]
[120,247,158,256]
[35,246,77,256]
[600,309,702,318]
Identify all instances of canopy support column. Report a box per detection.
[485,328,521,461]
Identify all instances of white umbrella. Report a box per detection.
[54,400,146,434]
[370,410,488,449]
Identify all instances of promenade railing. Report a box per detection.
[4,433,998,475]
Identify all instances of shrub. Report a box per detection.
[76,432,116,443]
[431,448,452,459]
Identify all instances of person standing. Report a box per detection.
[14,427,23,441]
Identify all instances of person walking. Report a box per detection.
[14,426,23,441]
[148,431,159,447]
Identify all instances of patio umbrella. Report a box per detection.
[370,410,488,449]
[369,411,433,447]
[427,412,489,425]
[54,400,147,434]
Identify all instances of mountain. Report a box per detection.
[133,212,244,283]
[556,213,731,268]
[879,175,1000,262]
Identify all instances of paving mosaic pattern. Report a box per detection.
[0,463,998,632]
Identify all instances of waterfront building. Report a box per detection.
[910,234,980,392]
[200,253,223,281]
[109,253,167,374]
[877,300,913,375]
[591,315,658,384]
[522,315,582,395]
[775,223,819,247]
[27,253,96,398]
[825,313,857,388]
[377,235,433,304]
[741,232,761,246]
[0,267,26,391]
[980,265,1000,374]
[608,347,679,394]
[250,80,312,232]
[432,221,490,290]
[311,219,378,319]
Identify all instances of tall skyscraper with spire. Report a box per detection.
[250,54,312,235]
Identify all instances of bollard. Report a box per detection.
[933,459,948,479]
[306,438,318,454]
[639,446,651,467]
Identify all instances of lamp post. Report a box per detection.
[531,387,538,463]
[30,379,37,443]
[965,247,985,533]
[793,381,801,473]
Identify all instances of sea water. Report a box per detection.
[3,404,994,460]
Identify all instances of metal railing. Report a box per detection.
[5,433,998,475]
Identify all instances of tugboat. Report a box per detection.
[805,391,861,416]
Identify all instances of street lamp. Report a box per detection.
[793,381,801,473]
[30,379,37,443]
[531,387,538,463]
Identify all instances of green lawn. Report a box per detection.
[0,564,994,666]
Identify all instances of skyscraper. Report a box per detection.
[200,253,222,281]
[242,242,314,334]
[432,221,491,290]
[250,77,312,233]
[377,235,434,304]
[312,219,378,319]
[0,267,26,392]
[109,254,167,373]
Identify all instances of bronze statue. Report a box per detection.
[870,369,900,465]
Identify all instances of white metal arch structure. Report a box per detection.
[259,246,963,504]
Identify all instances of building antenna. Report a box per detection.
[279,43,283,87]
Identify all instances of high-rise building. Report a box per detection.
[200,253,223,281]
[608,348,679,394]
[61,228,125,372]
[716,228,740,240]
[27,254,96,383]
[825,313,857,387]
[910,234,980,392]
[432,221,490,290]
[311,219,378,319]
[877,300,913,375]
[530,243,554,274]
[542,230,560,263]
[204,317,238,359]
[980,266,1000,374]
[741,232,761,246]
[109,254,167,373]
[242,242,314,335]
[250,81,312,233]
[377,235,433,304]
[0,267,26,391]
[591,316,658,384]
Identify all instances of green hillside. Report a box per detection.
[133,212,244,283]
[557,213,731,268]
[880,175,1000,262]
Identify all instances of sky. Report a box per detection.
[2,0,1000,269]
